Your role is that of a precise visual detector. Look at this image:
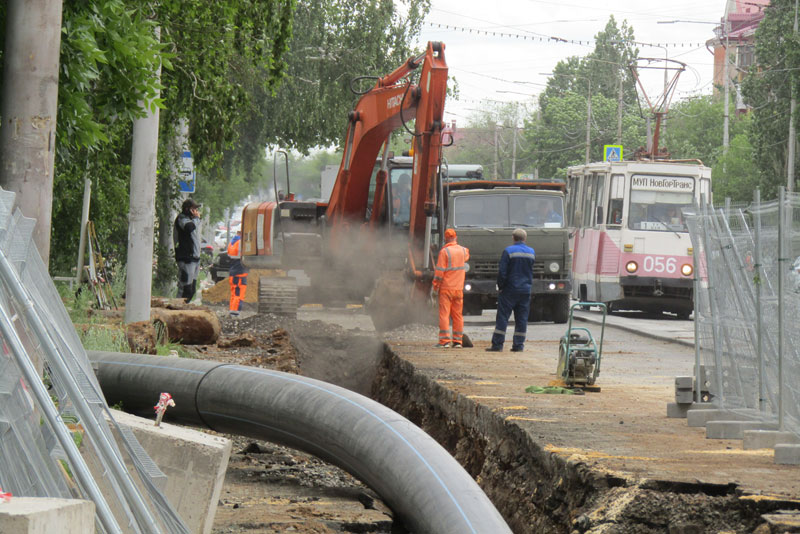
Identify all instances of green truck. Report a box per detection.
[443,174,572,323]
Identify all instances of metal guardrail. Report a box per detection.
[0,189,188,533]
[685,189,800,438]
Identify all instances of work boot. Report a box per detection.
[452,343,463,349]
[485,346,502,352]
[434,343,450,349]
[511,346,524,352]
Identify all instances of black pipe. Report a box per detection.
[89,351,511,534]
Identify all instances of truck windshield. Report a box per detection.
[453,194,564,229]
[627,175,694,232]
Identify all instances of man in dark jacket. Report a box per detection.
[173,198,202,302]
[487,228,535,352]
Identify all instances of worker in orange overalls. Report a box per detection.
[432,228,470,348]
[227,231,248,317]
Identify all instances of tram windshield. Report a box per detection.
[628,175,694,232]
[453,194,564,229]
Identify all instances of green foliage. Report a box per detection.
[79,326,129,352]
[741,0,800,194]
[712,133,760,202]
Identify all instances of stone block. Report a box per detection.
[110,409,231,534]
[666,402,691,419]
[0,497,94,534]
[674,376,694,404]
[743,430,800,450]
[706,420,779,440]
[686,409,756,428]
[774,444,800,465]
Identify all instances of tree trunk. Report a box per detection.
[125,28,162,324]
[0,0,64,266]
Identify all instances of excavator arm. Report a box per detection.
[326,42,448,274]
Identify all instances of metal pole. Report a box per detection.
[754,188,765,412]
[75,177,91,285]
[701,194,726,406]
[693,203,702,404]
[778,187,786,430]
[585,80,592,164]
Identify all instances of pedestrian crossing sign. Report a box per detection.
[604,145,623,162]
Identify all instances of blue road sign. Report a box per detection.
[179,150,196,193]
[604,145,623,162]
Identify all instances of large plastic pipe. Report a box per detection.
[89,351,511,534]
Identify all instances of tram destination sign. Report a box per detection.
[631,175,693,192]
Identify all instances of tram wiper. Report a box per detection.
[652,215,681,238]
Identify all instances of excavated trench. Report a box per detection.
[213,312,800,533]
[362,346,797,534]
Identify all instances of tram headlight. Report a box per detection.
[548,261,559,273]
[681,263,693,276]
[625,261,638,274]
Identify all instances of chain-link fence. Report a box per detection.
[686,190,800,439]
[0,189,189,533]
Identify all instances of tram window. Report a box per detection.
[628,190,693,232]
[582,176,594,227]
[594,175,605,226]
[567,175,580,225]
[607,174,624,225]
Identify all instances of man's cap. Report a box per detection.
[445,228,457,239]
[182,198,201,212]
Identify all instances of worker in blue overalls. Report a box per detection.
[486,228,535,352]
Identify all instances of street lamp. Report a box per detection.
[541,72,592,164]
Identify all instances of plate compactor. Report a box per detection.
[556,302,606,390]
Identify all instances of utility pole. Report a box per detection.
[723,7,731,155]
[125,27,162,324]
[493,125,499,179]
[788,0,799,192]
[511,103,518,179]
[617,68,624,144]
[585,79,592,164]
[0,0,64,265]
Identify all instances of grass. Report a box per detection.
[79,325,129,352]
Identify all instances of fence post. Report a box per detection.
[693,201,702,404]
[753,188,766,413]
[700,194,726,406]
[778,187,786,430]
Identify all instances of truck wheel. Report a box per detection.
[528,297,544,323]
[552,294,570,324]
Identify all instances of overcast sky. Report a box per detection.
[415,0,725,125]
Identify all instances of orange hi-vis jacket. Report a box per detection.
[433,241,469,291]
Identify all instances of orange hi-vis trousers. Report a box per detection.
[229,273,248,312]
[437,289,464,346]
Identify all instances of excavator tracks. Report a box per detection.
[258,276,298,318]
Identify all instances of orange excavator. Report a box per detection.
[239,42,449,330]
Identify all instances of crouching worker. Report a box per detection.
[227,231,248,317]
[433,228,470,348]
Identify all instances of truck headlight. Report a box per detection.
[464,283,472,291]
[548,262,559,273]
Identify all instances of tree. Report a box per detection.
[741,0,800,196]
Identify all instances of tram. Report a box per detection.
[565,160,711,318]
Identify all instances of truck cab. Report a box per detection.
[445,180,572,323]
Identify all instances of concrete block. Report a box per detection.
[775,444,800,465]
[0,497,94,534]
[686,409,756,427]
[111,409,231,534]
[674,376,694,404]
[706,420,780,440]
[743,430,800,450]
[666,402,691,419]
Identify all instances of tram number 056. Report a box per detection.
[643,256,677,274]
